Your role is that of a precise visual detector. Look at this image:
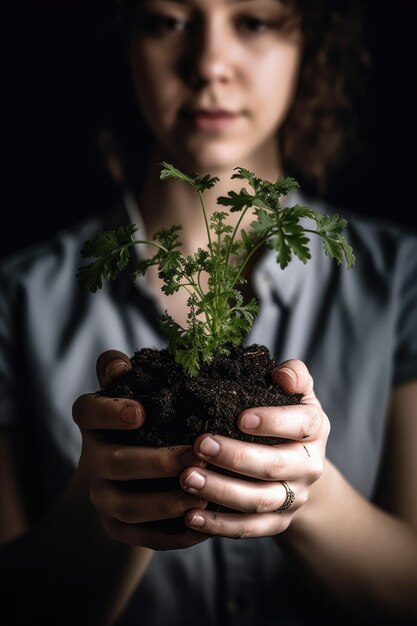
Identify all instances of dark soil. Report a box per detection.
[100,343,302,533]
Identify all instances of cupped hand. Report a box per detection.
[181,359,330,538]
[72,350,209,550]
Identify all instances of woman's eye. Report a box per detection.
[139,14,189,36]
[238,16,271,34]
[158,16,187,32]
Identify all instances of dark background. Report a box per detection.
[7,2,416,260]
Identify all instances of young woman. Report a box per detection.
[1,1,416,625]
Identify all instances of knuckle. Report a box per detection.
[159,493,177,518]
[254,493,273,514]
[230,447,247,472]
[309,457,324,482]
[296,418,309,440]
[277,515,291,533]
[149,452,163,476]
[262,456,284,481]
[213,480,228,503]
[240,521,257,539]
[298,407,318,439]
[109,446,131,480]
[308,407,320,434]
[295,488,309,508]
[115,497,137,523]
[150,450,170,477]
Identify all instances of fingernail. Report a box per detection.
[276,366,296,384]
[184,471,206,490]
[189,514,205,528]
[104,360,129,386]
[199,436,220,458]
[241,413,260,430]
[120,403,140,425]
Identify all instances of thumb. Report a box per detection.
[96,349,132,388]
[272,359,321,407]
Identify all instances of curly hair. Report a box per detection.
[281,0,370,194]
[102,0,370,196]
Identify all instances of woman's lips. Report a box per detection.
[184,109,241,131]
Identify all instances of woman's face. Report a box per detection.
[130,0,303,172]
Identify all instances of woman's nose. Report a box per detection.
[182,19,237,87]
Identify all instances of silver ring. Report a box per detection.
[275,481,295,513]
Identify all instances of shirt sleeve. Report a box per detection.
[392,232,417,387]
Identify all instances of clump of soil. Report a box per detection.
[100,343,302,533]
[102,343,301,445]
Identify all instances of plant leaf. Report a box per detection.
[311,212,356,268]
[77,224,137,292]
[160,162,219,193]
[217,188,257,212]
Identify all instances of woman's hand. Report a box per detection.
[72,350,210,551]
[181,359,330,538]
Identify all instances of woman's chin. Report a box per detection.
[167,138,253,175]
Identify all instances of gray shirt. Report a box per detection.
[1,192,416,625]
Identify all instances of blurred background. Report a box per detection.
[6,1,416,260]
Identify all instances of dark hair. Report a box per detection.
[98,0,370,197]
[281,0,370,194]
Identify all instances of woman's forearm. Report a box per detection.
[278,459,417,621]
[0,469,153,626]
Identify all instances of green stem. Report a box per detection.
[132,239,170,254]
[181,280,205,301]
[232,236,268,287]
[197,268,204,293]
[302,229,322,236]
[224,206,251,270]
[232,225,325,284]
[197,192,213,257]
